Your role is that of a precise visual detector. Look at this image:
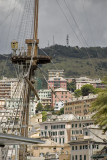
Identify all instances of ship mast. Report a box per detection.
[11,0,50,159]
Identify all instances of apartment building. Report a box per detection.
[38,89,51,99]
[48,77,67,90]
[48,70,64,79]
[40,97,51,106]
[40,114,94,145]
[31,139,71,160]
[0,99,5,110]
[70,115,94,141]
[37,89,52,106]
[64,94,97,116]
[75,77,102,90]
[40,114,76,144]
[0,77,22,99]
[52,88,72,107]
[69,125,107,160]
[54,101,64,111]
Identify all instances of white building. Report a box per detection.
[69,125,107,160]
[75,77,101,89]
[54,101,64,111]
[0,77,23,99]
[38,89,51,100]
[40,114,76,144]
[36,89,52,106]
[29,98,38,117]
[48,70,64,79]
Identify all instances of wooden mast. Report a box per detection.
[19,1,39,159]
[11,0,50,159]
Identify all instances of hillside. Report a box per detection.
[38,45,107,78]
[0,45,107,81]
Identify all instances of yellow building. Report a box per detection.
[28,113,42,137]
[64,94,97,116]
[31,139,71,160]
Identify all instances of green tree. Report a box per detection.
[67,80,76,92]
[94,88,103,94]
[74,89,82,97]
[90,78,107,132]
[81,84,95,96]
[90,89,107,132]
[36,102,43,111]
[42,111,47,122]
[58,107,64,115]
[44,105,53,111]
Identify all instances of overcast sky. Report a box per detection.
[0,0,107,54]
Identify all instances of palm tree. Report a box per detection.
[90,78,107,132]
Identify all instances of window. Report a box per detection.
[61,125,64,128]
[85,145,88,149]
[72,124,74,128]
[75,124,77,128]
[60,131,64,135]
[80,155,82,160]
[84,155,86,160]
[75,155,78,160]
[80,146,82,150]
[63,138,65,144]
[76,130,79,134]
[72,146,74,150]
[92,145,95,149]
[96,145,99,149]
[45,126,48,130]
[80,130,82,134]
[85,131,88,136]
[59,138,61,144]
[75,146,77,150]
[79,123,81,127]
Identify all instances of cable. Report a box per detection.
[56,0,96,75]
[82,0,104,77]
[0,0,13,28]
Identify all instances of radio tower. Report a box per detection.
[66,34,69,47]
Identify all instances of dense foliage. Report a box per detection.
[0,45,107,83]
[91,89,107,132]
[67,80,76,92]
[74,84,95,97]
[39,45,107,58]
[81,84,95,96]
[90,78,107,132]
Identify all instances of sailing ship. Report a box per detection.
[0,0,51,159]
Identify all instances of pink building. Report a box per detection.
[48,77,67,90]
[52,88,72,107]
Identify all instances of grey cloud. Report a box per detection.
[0,0,107,54]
